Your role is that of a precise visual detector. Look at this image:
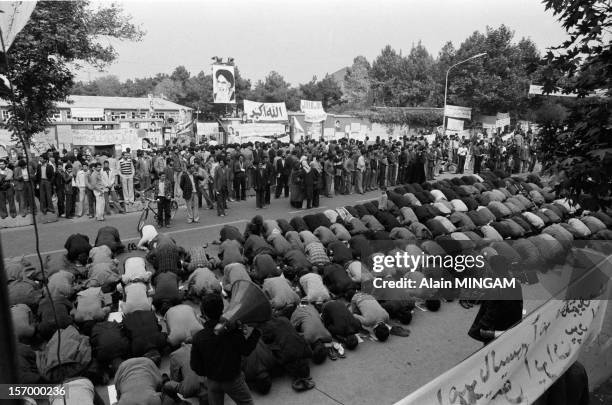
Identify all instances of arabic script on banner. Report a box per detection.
[395,298,604,405]
[300,100,323,112]
[244,100,288,122]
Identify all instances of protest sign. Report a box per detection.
[445,105,472,120]
[447,118,464,131]
[244,100,288,121]
[300,100,323,111]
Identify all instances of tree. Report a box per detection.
[442,25,540,117]
[92,75,122,96]
[154,78,185,103]
[370,45,403,106]
[0,1,144,145]
[298,74,343,111]
[170,65,190,86]
[536,0,612,209]
[397,41,436,107]
[343,55,372,109]
[249,71,300,110]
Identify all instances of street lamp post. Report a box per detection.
[442,52,487,133]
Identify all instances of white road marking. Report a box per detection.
[288,206,327,214]
[9,219,247,259]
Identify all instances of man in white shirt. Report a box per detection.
[456,144,468,174]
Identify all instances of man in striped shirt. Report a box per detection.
[119,152,135,204]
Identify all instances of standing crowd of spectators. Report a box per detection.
[0,127,539,224]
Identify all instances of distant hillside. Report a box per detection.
[329,66,348,92]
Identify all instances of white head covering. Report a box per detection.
[137,225,158,249]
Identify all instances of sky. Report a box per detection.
[78,0,569,85]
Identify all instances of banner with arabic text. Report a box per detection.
[395,297,605,405]
[244,100,288,121]
[300,100,323,111]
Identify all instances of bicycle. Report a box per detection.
[137,195,179,233]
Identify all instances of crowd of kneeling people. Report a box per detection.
[7,170,612,405]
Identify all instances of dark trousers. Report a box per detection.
[457,155,466,174]
[40,179,53,214]
[312,187,320,208]
[0,187,16,218]
[157,196,171,226]
[233,173,246,200]
[65,190,76,218]
[216,189,227,215]
[56,187,65,216]
[264,184,270,205]
[207,373,253,405]
[86,189,95,216]
[276,175,289,198]
[256,188,265,208]
[474,155,483,174]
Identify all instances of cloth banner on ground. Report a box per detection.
[395,297,606,405]
[0,1,37,50]
[447,118,464,131]
[244,100,288,121]
[445,105,472,120]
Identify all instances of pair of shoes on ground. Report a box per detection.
[292,377,315,392]
[328,342,346,360]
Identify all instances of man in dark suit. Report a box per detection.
[275,150,290,199]
[179,165,202,223]
[254,160,271,209]
[213,159,229,217]
[36,154,55,214]
[232,154,247,201]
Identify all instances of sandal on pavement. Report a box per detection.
[292,378,310,392]
[328,347,338,361]
[390,325,411,337]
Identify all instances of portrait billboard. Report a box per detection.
[212,65,236,104]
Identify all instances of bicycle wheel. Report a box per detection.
[170,200,179,219]
[137,208,149,234]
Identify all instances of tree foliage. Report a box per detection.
[537,0,612,208]
[298,74,343,111]
[0,1,144,143]
[343,55,372,110]
[444,25,540,117]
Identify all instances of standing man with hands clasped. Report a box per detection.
[191,293,261,405]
